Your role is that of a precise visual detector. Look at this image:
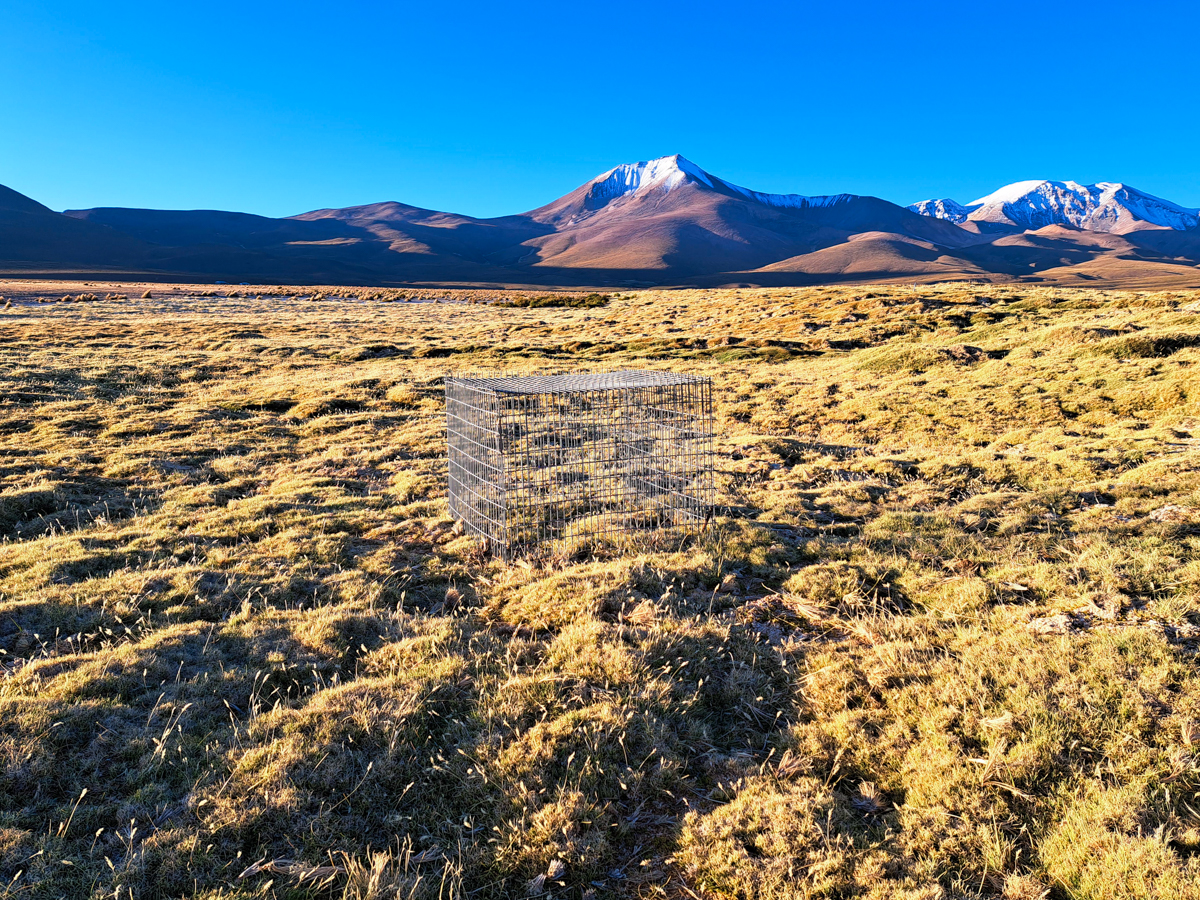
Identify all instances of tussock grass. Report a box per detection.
[1,281,1200,897]
[494,293,612,309]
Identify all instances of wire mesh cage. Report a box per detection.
[447,371,715,558]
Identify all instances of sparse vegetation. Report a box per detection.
[1,281,1200,898]
[495,293,611,309]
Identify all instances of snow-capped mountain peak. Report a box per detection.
[585,155,710,206]
[584,154,853,212]
[907,198,980,224]
[911,180,1199,233]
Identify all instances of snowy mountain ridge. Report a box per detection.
[585,154,853,212]
[908,198,979,224]
[910,180,1200,233]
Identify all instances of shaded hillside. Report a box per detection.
[0,185,156,271]
[67,204,522,284]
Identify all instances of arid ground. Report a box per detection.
[2,280,1200,899]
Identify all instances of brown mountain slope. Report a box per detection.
[66,204,516,283]
[292,201,551,260]
[743,232,991,284]
[953,225,1173,279]
[1033,257,1200,289]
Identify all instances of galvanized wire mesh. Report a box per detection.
[447,370,714,558]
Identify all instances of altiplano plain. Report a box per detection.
[3,281,1200,898]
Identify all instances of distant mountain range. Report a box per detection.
[909,181,1200,233]
[2,156,1199,288]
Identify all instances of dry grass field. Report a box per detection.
[2,280,1200,899]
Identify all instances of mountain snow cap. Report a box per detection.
[907,198,980,224]
[587,155,712,204]
[585,154,853,211]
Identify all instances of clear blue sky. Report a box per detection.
[2,0,1197,218]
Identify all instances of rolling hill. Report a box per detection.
[0,157,1197,287]
[0,184,156,273]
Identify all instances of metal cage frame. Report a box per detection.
[446,370,714,557]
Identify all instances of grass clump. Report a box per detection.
[495,293,610,309]
[1088,331,1200,359]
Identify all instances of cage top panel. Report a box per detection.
[449,370,708,396]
